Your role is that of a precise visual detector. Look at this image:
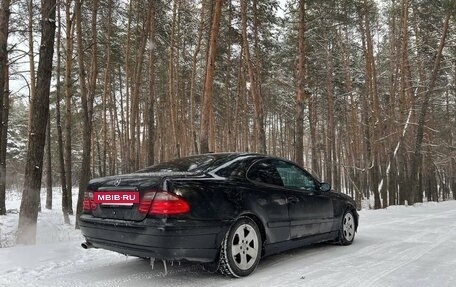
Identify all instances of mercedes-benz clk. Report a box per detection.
[79,153,358,277]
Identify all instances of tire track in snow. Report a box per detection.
[341,207,456,287]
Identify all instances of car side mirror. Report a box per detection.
[320,182,331,192]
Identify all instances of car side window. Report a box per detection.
[215,160,243,178]
[274,160,316,191]
[215,156,258,178]
[247,160,283,187]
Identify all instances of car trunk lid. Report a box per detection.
[87,172,190,221]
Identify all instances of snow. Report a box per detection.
[1,189,456,286]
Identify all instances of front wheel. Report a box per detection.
[218,217,262,277]
[339,210,356,245]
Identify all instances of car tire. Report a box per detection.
[338,209,356,245]
[218,217,262,277]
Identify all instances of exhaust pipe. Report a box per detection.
[81,242,94,249]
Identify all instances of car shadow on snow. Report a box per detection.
[133,258,219,279]
[119,242,349,279]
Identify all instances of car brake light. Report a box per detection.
[150,192,190,215]
[83,191,97,212]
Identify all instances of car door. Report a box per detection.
[273,159,334,239]
[245,159,291,243]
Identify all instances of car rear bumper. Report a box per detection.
[79,214,230,263]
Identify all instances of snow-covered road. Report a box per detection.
[1,200,456,287]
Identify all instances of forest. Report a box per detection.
[0,0,455,244]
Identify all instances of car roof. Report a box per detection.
[200,152,260,157]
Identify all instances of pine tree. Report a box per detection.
[17,0,57,244]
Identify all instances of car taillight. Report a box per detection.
[138,191,190,215]
[138,191,157,213]
[83,191,97,212]
[150,192,190,215]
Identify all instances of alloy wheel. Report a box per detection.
[230,224,259,270]
[343,212,355,242]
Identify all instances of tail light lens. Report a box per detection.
[83,191,97,212]
[138,191,157,213]
[150,192,191,215]
[138,191,190,215]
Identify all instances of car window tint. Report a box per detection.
[137,155,215,173]
[215,160,243,177]
[274,160,316,190]
[247,160,283,187]
[215,156,258,178]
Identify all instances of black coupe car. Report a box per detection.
[79,153,358,277]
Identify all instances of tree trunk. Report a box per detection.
[398,0,413,204]
[55,0,69,223]
[123,1,132,172]
[362,1,382,205]
[241,0,265,154]
[452,158,456,200]
[75,0,98,229]
[251,0,266,154]
[130,1,149,169]
[0,0,11,216]
[109,73,118,174]
[358,1,382,209]
[308,92,319,175]
[27,0,36,105]
[295,0,307,167]
[56,69,69,223]
[101,0,113,176]
[388,156,397,205]
[409,13,450,204]
[224,1,233,152]
[168,0,179,158]
[189,1,205,154]
[325,43,335,187]
[0,66,7,215]
[17,0,56,244]
[45,115,52,209]
[63,0,74,214]
[200,0,223,154]
[146,0,156,166]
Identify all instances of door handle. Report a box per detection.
[287,196,299,204]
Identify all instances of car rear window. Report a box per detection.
[137,155,215,173]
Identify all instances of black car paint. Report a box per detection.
[79,153,358,263]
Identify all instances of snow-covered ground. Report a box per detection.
[0,188,82,248]
[1,189,456,287]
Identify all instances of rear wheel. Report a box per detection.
[339,210,355,245]
[218,217,262,277]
